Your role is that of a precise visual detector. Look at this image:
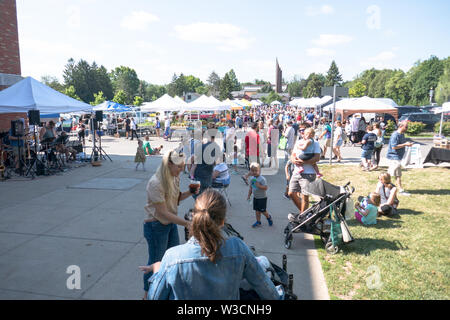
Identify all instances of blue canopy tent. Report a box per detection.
[93,101,131,113]
[0,77,92,115]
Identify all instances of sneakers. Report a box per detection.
[267,215,273,226]
[251,221,261,228]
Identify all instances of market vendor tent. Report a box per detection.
[93,101,131,112]
[0,77,92,114]
[323,96,399,120]
[182,95,231,112]
[140,94,185,112]
[291,96,332,108]
[436,102,450,136]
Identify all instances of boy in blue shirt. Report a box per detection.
[247,163,273,228]
[354,193,381,225]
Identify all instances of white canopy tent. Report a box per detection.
[140,94,185,112]
[291,96,332,109]
[323,96,399,120]
[435,102,450,136]
[0,77,92,114]
[182,95,231,112]
[271,100,282,106]
[173,95,188,107]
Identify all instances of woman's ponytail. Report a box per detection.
[191,189,227,263]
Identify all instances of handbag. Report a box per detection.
[278,136,287,150]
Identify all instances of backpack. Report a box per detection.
[374,135,383,148]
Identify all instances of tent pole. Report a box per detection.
[439,110,444,137]
[329,85,337,165]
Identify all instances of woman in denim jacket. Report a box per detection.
[140,189,284,300]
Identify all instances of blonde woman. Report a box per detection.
[142,149,199,299]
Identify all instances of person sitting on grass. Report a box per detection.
[375,172,399,216]
[354,192,381,225]
[143,135,163,156]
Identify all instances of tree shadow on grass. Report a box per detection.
[347,219,403,229]
[408,189,450,196]
[389,208,424,220]
[343,238,407,256]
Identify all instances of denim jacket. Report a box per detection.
[147,236,284,300]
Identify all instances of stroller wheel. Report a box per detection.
[325,242,339,255]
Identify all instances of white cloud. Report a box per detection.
[136,41,166,56]
[306,47,335,57]
[174,22,254,52]
[306,5,334,16]
[120,11,159,31]
[360,51,396,69]
[312,34,353,47]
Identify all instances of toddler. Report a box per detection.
[134,139,146,171]
[354,192,380,225]
[293,128,322,177]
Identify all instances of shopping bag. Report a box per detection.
[278,136,287,150]
[401,146,411,168]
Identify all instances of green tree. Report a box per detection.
[219,73,233,100]
[407,56,444,105]
[41,75,65,93]
[110,66,140,104]
[355,68,380,96]
[368,69,394,98]
[227,69,241,91]
[112,90,127,105]
[435,57,450,105]
[90,91,106,106]
[349,81,367,98]
[207,71,221,97]
[324,60,343,87]
[133,96,144,106]
[195,85,209,95]
[261,91,283,104]
[184,75,204,93]
[302,73,325,98]
[63,58,113,103]
[287,77,307,97]
[64,85,82,101]
[385,70,411,105]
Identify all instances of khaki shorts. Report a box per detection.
[289,173,316,195]
[388,160,402,177]
[323,139,331,148]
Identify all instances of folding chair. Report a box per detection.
[212,182,232,207]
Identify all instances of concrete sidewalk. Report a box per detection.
[0,133,443,300]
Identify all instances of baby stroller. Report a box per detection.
[184,210,297,300]
[283,179,355,254]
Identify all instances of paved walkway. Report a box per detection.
[0,134,439,300]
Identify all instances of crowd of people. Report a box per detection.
[135,103,417,300]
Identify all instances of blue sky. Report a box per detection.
[16,0,450,85]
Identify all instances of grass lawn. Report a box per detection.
[314,165,450,300]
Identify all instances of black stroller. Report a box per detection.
[184,210,297,300]
[283,179,355,254]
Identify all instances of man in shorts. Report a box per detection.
[287,122,321,220]
[386,120,413,196]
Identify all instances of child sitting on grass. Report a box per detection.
[247,163,273,228]
[354,192,381,225]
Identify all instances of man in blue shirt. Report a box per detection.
[360,124,377,171]
[386,121,413,195]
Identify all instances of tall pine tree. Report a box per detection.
[325,60,343,87]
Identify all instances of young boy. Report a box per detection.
[354,192,381,225]
[247,163,273,228]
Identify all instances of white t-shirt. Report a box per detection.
[376,181,396,205]
[165,119,171,128]
[334,127,343,140]
[285,126,295,149]
[293,141,321,174]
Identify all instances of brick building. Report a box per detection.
[0,0,23,90]
[0,0,25,133]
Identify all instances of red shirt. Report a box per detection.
[245,130,260,157]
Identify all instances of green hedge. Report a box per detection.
[385,120,396,135]
[406,122,427,135]
[434,121,450,136]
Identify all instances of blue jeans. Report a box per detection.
[143,221,180,291]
